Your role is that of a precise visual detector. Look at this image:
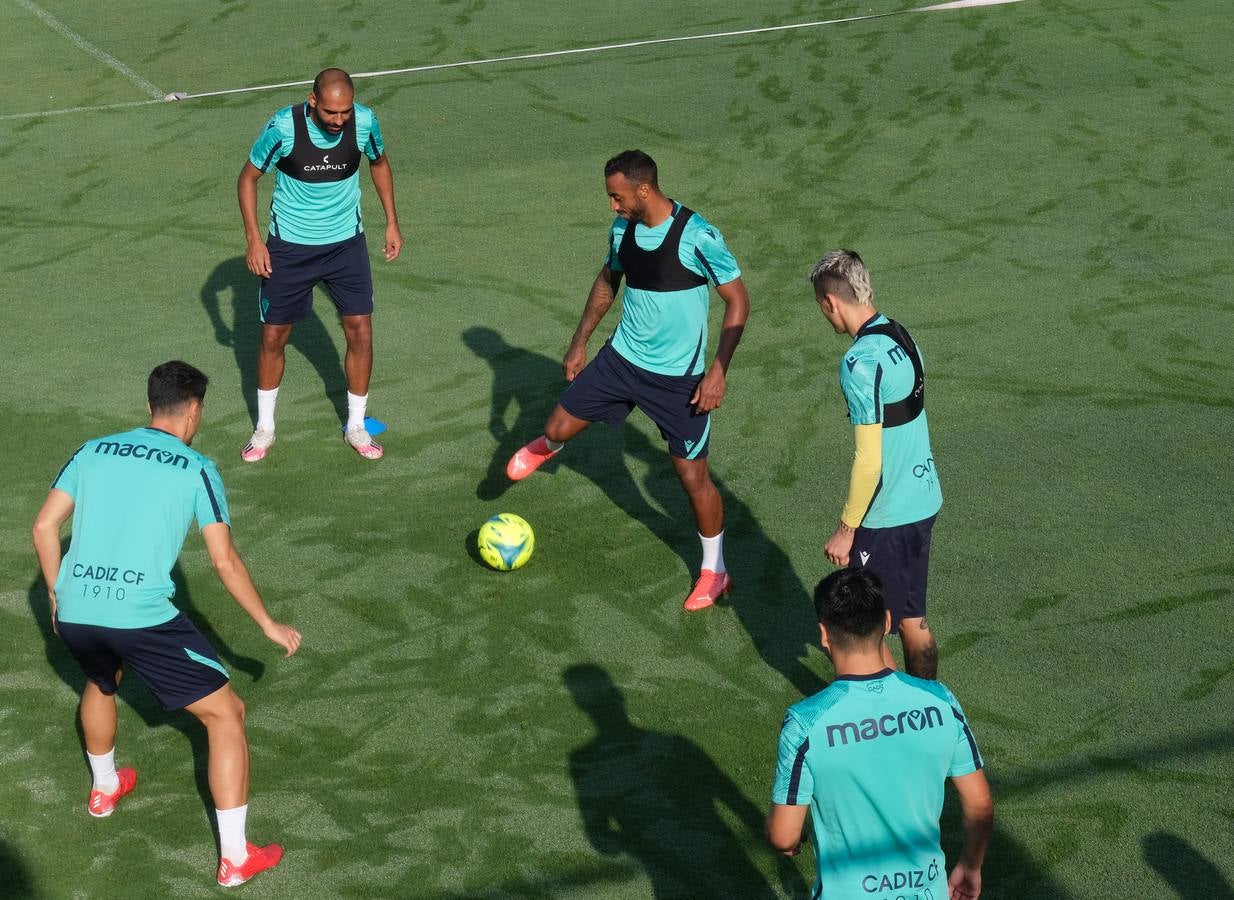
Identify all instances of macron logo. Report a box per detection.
[826,705,945,747]
[845,357,859,372]
[859,551,870,566]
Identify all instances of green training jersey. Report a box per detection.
[772,670,983,900]
[606,205,741,376]
[248,102,385,245]
[52,427,231,629]
[839,313,942,528]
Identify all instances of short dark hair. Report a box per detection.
[313,67,354,97]
[814,568,886,649]
[148,361,208,414]
[604,149,658,187]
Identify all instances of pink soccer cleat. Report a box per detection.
[87,767,137,818]
[217,842,285,888]
[345,425,384,460]
[506,436,561,481]
[241,428,275,463]
[684,569,732,612]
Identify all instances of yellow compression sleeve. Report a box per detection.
[841,423,883,527]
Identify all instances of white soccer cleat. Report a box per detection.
[345,425,383,460]
[241,428,275,463]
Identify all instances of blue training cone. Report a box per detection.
[342,416,387,436]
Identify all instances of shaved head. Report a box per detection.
[312,68,354,98]
[308,68,355,134]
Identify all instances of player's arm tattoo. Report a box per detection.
[908,642,939,680]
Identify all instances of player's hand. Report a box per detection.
[948,863,982,900]
[384,223,404,261]
[262,621,302,658]
[246,238,272,277]
[48,589,59,636]
[563,343,587,382]
[824,525,854,567]
[691,365,726,413]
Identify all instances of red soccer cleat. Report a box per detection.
[506,436,560,481]
[217,842,285,888]
[87,767,137,818]
[684,569,732,612]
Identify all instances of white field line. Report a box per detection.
[0,98,164,122]
[12,0,164,99]
[186,0,1027,101]
[2,0,1025,120]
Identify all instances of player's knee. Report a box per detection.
[675,462,712,496]
[259,326,291,353]
[342,317,372,346]
[544,407,584,444]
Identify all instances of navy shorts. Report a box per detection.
[560,342,711,459]
[260,232,374,324]
[850,514,937,634]
[57,612,230,710]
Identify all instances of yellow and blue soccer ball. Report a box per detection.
[477,513,535,571]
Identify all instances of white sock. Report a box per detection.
[216,804,249,864]
[545,437,564,452]
[256,388,279,432]
[347,391,368,431]
[700,530,726,574]
[87,748,119,792]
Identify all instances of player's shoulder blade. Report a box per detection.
[791,680,854,730]
[898,673,960,706]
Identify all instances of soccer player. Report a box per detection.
[31,361,302,888]
[506,150,750,611]
[237,67,403,462]
[766,568,993,900]
[811,249,942,678]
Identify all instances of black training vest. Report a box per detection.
[275,103,361,183]
[618,204,709,291]
[855,318,926,428]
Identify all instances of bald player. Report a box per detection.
[237,67,403,462]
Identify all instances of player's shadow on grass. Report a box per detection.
[27,551,264,837]
[564,664,803,899]
[1143,830,1234,899]
[466,328,824,696]
[200,256,348,426]
[0,838,34,900]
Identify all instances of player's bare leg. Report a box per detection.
[256,324,293,391]
[507,404,590,480]
[544,404,592,445]
[185,684,284,886]
[340,314,373,396]
[185,685,249,809]
[898,616,938,679]
[673,457,731,611]
[340,314,382,459]
[80,677,138,816]
[244,324,293,461]
[672,456,722,536]
[80,679,119,756]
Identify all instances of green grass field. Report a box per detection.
[3,1,1233,897]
